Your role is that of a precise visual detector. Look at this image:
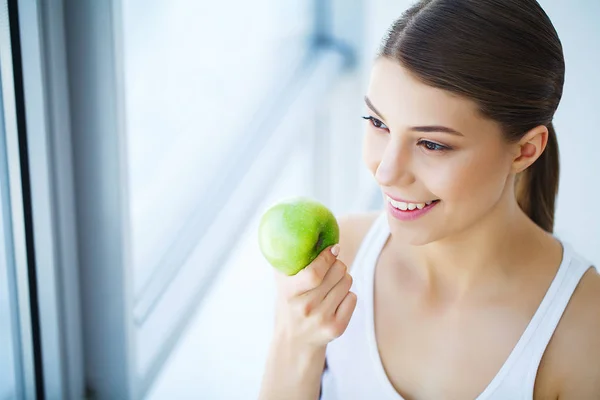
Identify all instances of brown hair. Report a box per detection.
[378,0,564,232]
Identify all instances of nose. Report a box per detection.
[374,138,416,188]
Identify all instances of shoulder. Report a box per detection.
[336,211,382,270]
[544,264,600,398]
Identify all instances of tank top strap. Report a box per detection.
[482,241,594,399]
[519,242,594,396]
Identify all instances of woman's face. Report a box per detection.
[363,57,517,245]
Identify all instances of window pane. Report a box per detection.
[146,137,316,399]
[121,0,313,297]
[0,75,17,400]
[0,212,16,400]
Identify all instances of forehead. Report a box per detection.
[367,57,485,128]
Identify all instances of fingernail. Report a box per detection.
[331,244,340,256]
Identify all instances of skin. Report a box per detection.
[344,57,600,399]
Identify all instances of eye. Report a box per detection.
[418,140,450,152]
[362,116,388,130]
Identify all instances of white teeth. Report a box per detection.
[426,201,432,205]
[387,196,429,211]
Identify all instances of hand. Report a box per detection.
[272,244,357,348]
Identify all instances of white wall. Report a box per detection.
[541,0,600,267]
[362,0,600,266]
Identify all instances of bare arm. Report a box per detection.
[258,336,326,400]
[552,268,600,399]
[258,243,356,400]
[258,213,376,399]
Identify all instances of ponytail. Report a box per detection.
[515,123,560,233]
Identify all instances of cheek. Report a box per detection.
[425,149,510,204]
[362,132,386,174]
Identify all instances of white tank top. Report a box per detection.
[320,211,593,400]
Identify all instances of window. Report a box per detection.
[0,1,39,397]
[62,0,355,397]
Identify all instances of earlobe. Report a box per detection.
[512,125,549,174]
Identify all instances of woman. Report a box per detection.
[259,0,600,399]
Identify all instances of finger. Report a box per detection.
[311,260,347,303]
[335,291,357,328]
[272,245,339,298]
[292,244,339,295]
[320,272,353,314]
[293,260,346,319]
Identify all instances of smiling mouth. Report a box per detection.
[386,196,440,211]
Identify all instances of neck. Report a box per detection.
[389,192,552,304]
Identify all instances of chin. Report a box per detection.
[386,215,442,246]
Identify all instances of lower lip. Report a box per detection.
[387,200,439,221]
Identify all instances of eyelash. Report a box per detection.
[362,115,388,130]
[361,116,451,152]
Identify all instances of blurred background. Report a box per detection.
[0,0,598,399]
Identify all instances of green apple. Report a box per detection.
[258,196,340,276]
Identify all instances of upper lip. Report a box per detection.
[384,192,438,204]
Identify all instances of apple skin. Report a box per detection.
[258,196,340,276]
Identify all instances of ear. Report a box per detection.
[511,125,549,174]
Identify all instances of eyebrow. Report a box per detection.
[364,95,464,137]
